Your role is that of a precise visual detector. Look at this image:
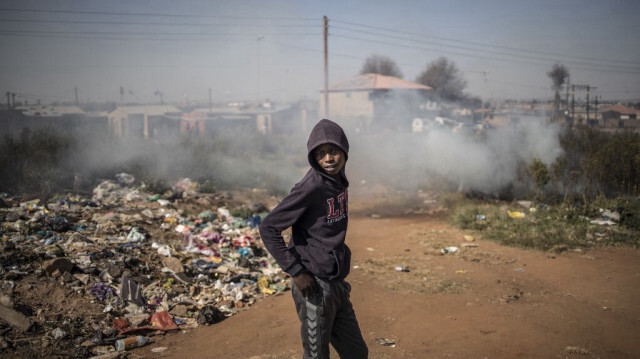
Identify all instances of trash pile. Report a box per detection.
[0,174,288,358]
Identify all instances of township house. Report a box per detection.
[108,105,181,138]
[599,104,640,129]
[180,101,317,136]
[320,73,434,132]
[180,105,278,136]
[0,105,108,136]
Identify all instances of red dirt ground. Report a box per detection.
[132,195,640,359]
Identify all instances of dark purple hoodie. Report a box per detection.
[259,119,351,281]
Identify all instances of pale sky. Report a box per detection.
[1,0,639,105]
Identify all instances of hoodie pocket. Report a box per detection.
[330,244,351,280]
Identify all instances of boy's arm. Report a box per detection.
[259,186,310,277]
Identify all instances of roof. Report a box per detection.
[328,73,432,91]
[112,105,181,116]
[600,104,638,115]
[16,105,85,117]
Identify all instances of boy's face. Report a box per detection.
[313,143,346,180]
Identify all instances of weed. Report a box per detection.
[450,198,639,251]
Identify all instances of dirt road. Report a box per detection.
[133,203,640,359]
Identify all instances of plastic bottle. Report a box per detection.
[114,335,149,351]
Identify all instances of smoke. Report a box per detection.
[347,116,563,196]
[0,99,563,200]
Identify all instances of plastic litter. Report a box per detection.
[126,227,145,242]
[507,211,526,219]
[90,282,114,301]
[115,335,149,351]
[590,219,616,226]
[394,266,410,272]
[115,173,135,186]
[375,337,396,347]
[441,246,459,254]
[152,242,172,256]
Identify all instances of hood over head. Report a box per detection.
[307,119,349,182]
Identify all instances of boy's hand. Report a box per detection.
[293,271,317,298]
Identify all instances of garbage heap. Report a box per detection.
[0,174,289,358]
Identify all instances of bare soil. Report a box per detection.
[132,192,640,359]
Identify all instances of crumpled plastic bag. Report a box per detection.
[113,311,178,334]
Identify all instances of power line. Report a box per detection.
[331,33,640,75]
[0,29,318,39]
[0,17,318,28]
[332,19,640,67]
[0,7,318,21]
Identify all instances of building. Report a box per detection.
[600,104,639,129]
[1,105,107,136]
[320,73,434,132]
[181,100,317,136]
[108,105,181,138]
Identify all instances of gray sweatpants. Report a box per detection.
[291,277,368,359]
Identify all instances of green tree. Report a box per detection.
[360,55,403,78]
[529,158,550,201]
[415,57,467,102]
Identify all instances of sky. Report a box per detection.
[1,0,639,106]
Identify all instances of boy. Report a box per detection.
[259,119,368,359]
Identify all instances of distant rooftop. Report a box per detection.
[110,105,182,116]
[15,105,85,117]
[600,104,638,115]
[327,73,432,92]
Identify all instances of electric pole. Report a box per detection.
[565,75,570,116]
[586,85,590,123]
[75,86,79,106]
[594,96,599,125]
[257,34,264,105]
[208,88,212,112]
[323,16,329,119]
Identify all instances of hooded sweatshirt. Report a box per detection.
[259,119,351,281]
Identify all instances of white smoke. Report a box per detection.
[348,116,563,195]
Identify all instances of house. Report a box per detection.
[181,100,316,136]
[4,105,102,135]
[16,104,85,118]
[320,73,433,132]
[108,105,181,138]
[600,104,639,129]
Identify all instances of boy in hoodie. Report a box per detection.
[259,119,368,359]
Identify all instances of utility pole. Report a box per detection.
[75,86,79,106]
[323,16,329,118]
[571,85,575,119]
[594,96,599,125]
[570,84,597,124]
[208,88,212,112]
[565,75,570,115]
[256,35,264,105]
[5,91,9,109]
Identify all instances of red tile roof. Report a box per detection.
[328,73,432,91]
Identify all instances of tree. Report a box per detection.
[547,63,569,120]
[415,57,466,102]
[529,158,550,201]
[360,55,403,78]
